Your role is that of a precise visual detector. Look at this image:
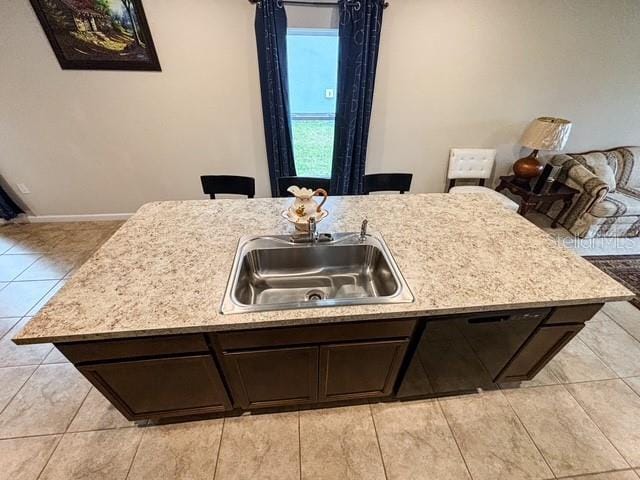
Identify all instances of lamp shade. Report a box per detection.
[520,117,572,151]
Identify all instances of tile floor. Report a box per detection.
[1,221,640,479]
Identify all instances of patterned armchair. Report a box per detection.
[545,147,640,238]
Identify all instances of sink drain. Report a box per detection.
[305,289,325,302]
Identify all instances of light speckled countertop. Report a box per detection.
[14,194,634,344]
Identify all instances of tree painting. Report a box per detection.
[29,0,160,70]
[120,0,142,46]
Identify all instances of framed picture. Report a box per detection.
[29,0,161,71]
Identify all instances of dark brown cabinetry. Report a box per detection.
[54,304,603,422]
[58,334,231,421]
[494,304,601,383]
[79,355,231,420]
[319,340,408,401]
[215,320,416,409]
[223,346,318,409]
[496,323,584,382]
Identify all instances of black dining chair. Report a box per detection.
[363,173,413,194]
[200,175,256,199]
[277,176,331,197]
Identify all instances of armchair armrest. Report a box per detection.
[550,155,609,213]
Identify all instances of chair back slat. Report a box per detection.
[200,175,256,199]
[363,173,413,194]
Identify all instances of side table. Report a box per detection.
[495,175,578,228]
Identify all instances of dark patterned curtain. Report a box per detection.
[255,0,297,197]
[330,0,385,196]
[0,184,22,220]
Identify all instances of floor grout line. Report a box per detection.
[298,409,302,480]
[34,434,64,480]
[559,382,633,471]
[580,315,640,379]
[123,424,146,480]
[368,402,389,480]
[0,317,22,341]
[11,276,72,283]
[556,467,640,479]
[600,307,640,344]
[0,253,42,283]
[435,398,476,480]
[0,426,139,442]
[211,417,226,480]
[26,279,67,317]
[621,377,640,400]
[500,388,558,479]
[63,386,93,434]
[0,279,63,319]
[0,362,41,418]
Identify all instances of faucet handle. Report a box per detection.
[360,219,368,240]
[308,216,317,242]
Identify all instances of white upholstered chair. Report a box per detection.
[447,148,519,211]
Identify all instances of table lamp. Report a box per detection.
[513,117,572,187]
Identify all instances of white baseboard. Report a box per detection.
[27,213,133,223]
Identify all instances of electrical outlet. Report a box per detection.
[325,89,335,99]
[17,183,30,194]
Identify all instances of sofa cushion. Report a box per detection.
[572,152,617,192]
[614,147,640,192]
[591,191,640,218]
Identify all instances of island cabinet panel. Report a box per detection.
[543,303,603,325]
[215,319,416,350]
[496,323,584,382]
[214,319,417,410]
[57,334,209,363]
[222,346,319,409]
[494,304,602,383]
[79,355,232,420]
[58,335,232,421]
[319,340,408,401]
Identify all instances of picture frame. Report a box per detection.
[28,0,161,71]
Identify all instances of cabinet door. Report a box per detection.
[319,340,409,401]
[223,346,318,409]
[79,355,231,421]
[496,324,584,383]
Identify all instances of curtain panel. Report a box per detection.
[0,185,23,221]
[330,0,385,195]
[255,0,297,197]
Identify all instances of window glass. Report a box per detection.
[286,6,339,178]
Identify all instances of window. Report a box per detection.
[286,6,340,178]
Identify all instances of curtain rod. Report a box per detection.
[248,0,389,9]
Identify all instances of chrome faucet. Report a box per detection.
[308,217,317,243]
[360,219,368,241]
[289,217,333,244]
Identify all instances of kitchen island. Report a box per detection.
[13,194,634,421]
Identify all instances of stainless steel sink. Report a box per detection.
[220,232,414,314]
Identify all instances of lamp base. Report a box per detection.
[513,150,543,188]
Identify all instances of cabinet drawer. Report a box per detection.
[544,304,602,325]
[496,323,584,383]
[57,335,209,363]
[79,355,231,420]
[215,319,416,351]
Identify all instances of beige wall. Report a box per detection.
[1,0,640,216]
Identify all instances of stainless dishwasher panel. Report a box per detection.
[396,309,550,398]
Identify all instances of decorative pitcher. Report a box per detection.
[283,186,329,231]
